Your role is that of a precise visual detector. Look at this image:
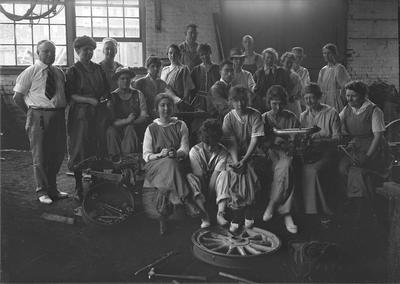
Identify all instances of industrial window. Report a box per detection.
[0,2,67,66]
[75,0,143,66]
[0,0,144,68]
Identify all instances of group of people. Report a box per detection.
[13,23,390,236]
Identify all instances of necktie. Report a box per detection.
[45,67,56,100]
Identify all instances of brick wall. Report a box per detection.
[144,0,221,61]
[346,0,399,89]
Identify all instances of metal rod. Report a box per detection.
[219,272,257,284]
[133,251,175,276]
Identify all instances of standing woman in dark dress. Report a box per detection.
[66,36,110,201]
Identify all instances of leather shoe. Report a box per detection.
[38,195,53,204]
[51,191,69,200]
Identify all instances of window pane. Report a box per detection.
[108,6,123,17]
[17,45,33,65]
[75,5,91,16]
[32,4,49,24]
[33,25,50,44]
[108,0,123,4]
[0,45,16,65]
[55,45,67,65]
[119,42,142,67]
[15,25,32,44]
[93,18,108,37]
[50,25,66,44]
[14,4,33,24]
[0,24,15,44]
[109,18,123,37]
[125,18,140,37]
[76,17,92,36]
[0,4,13,23]
[124,7,139,17]
[92,5,107,17]
[126,0,139,5]
[49,7,66,24]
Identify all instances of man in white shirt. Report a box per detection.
[13,40,68,204]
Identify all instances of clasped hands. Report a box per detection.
[157,148,177,159]
[229,159,247,174]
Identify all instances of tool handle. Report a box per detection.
[157,274,207,281]
[219,272,256,284]
[133,251,175,276]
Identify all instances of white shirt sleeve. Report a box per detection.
[247,72,255,90]
[372,107,385,133]
[142,126,153,162]
[13,67,33,95]
[177,121,189,157]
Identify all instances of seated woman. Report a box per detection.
[188,119,235,226]
[133,56,167,119]
[300,83,341,221]
[222,86,264,232]
[106,67,148,160]
[143,93,209,234]
[339,81,389,214]
[262,85,299,234]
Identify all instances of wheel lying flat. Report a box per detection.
[192,226,281,269]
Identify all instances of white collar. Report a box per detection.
[153,117,179,126]
[35,60,51,71]
[350,99,374,115]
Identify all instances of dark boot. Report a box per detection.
[73,171,84,203]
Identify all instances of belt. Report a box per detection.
[30,107,65,111]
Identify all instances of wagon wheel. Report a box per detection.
[192,226,281,269]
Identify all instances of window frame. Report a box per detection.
[0,0,145,75]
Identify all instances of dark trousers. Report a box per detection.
[26,108,66,197]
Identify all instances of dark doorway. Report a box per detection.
[220,0,347,81]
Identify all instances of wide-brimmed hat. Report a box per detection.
[113,66,136,80]
[230,47,245,59]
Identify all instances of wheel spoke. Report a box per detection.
[249,243,274,252]
[226,246,235,255]
[209,244,227,252]
[244,245,261,255]
[237,246,247,256]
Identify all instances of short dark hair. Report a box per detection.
[267,85,288,106]
[166,44,181,58]
[197,43,211,54]
[198,119,223,145]
[219,59,233,71]
[145,55,161,68]
[280,52,296,63]
[345,80,369,99]
[323,43,338,56]
[262,48,279,62]
[229,85,250,104]
[73,35,96,52]
[186,23,197,32]
[154,93,175,112]
[304,82,323,99]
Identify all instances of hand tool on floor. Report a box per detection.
[133,250,176,276]
[148,268,207,281]
[338,145,357,165]
[218,272,257,284]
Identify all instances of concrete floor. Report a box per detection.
[1,150,390,282]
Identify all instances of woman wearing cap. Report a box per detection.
[161,44,195,104]
[106,67,148,160]
[281,52,302,117]
[230,47,255,91]
[190,43,220,110]
[262,85,299,234]
[242,35,263,75]
[100,38,123,92]
[66,35,110,202]
[143,93,210,234]
[338,80,389,218]
[253,48,292,113]
[300,83,341,222]
[318,43,350,112]
[133,56,167,119]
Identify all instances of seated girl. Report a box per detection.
[106,67,149,160]
[222,85,264,232]
[300,83,341,223]
[142,93,209,234]
[262,85,299,233]
[188,119,233,226]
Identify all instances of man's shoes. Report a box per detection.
[217,211,228,226]
[244,218,254,229]
[38,195,53,205]
[262,208,273,222]
[50,191,69,200]
[284,215,298,234]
